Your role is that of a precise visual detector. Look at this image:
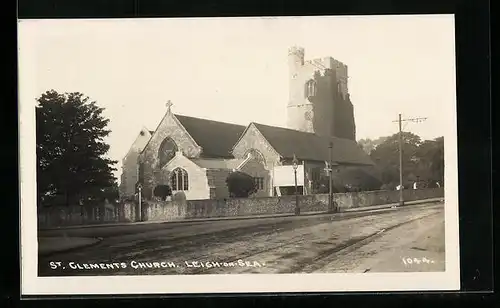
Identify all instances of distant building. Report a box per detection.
[119,47,375,201]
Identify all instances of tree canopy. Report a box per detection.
[36,90,117,207]
[369,132,444,189]
[357,136,389,155]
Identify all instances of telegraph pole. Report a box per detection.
[393,114,427,207]
[328,141,334,213]
[397,114,404,207]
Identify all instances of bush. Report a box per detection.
[153,185,172,201]
[226,171,258,198]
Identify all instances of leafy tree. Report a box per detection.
[102,181,120,203]
[369,132,444,189]
[36,90,117,207]
[369,132,422,188]
[226,171,258,198]
[153,185,173,201]
[415,137,444,186]
[357,136,389,155]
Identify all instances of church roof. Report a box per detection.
[252,123,374,166]
[175,114,247,158]
[191,158,245,170]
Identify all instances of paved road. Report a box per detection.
[38,202,445,276]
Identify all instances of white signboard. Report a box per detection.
[272,165,304,186]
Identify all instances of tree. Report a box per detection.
[102,181,120,203]
[153,185,173,201]
[414,137,444,186]
[226,171,258,198]
[368,132,444,189]
[36,90,117,207]
[358,136,389,155]
[369,132,422,188]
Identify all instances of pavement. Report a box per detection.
[38,200,445,276]
[319,209,446,273]
[38,236,103,257]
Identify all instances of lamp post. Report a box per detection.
[137,183,142,222]
[292,154,300,216]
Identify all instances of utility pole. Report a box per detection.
[393,114,427,207]
[328,141,334,213]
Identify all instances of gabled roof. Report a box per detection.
[252,123,374,166]
[191,158,245,170]
[174,114,247,158]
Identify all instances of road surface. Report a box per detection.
[38,201,445,276]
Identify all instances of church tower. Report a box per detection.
[286,46,356,140]
[287,46,314,134]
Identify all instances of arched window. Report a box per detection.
[170,168,189,191]
[245,149,265,163]
[305,79,317,98]
[158,137,178,168]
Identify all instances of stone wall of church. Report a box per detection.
[119,151,140,198]
[206,169,231,199]
[238,156,271,198]
[232,124,281,167]
[119,129,152,199]
[139,113,202,199]
[158,153,211,201]
[287,46,356,140]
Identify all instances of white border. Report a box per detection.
[19,15,460,295]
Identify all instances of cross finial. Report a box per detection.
[166,100,173,111]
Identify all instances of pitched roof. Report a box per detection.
[252,123,374,166]
[191,158,245,170]
[175,114,247,158]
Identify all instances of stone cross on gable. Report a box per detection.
[166,100,173,112]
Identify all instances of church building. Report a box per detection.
[119,47,375,201]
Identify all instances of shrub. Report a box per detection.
[153,185,172,201]
[226,171,258,198]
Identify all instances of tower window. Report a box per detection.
[171,168,189,191]
[305,80,317,98]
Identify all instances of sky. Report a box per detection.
[18,15,456,181]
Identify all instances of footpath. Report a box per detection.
[38,236,103,257]
[350,211,446,273]
[38,197,443,257]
